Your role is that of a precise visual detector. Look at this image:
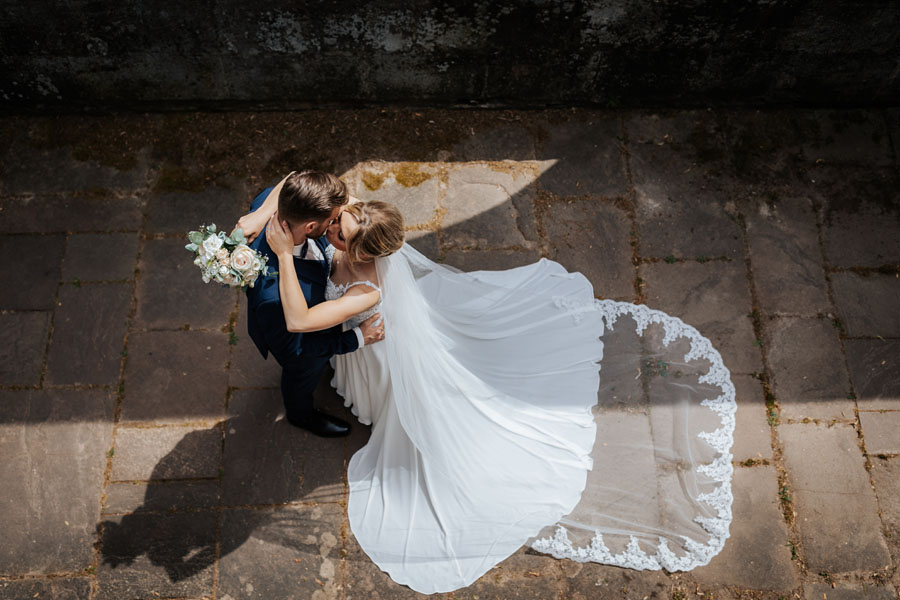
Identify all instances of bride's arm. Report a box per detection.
[267,214,380,333]
[234,171,294,243]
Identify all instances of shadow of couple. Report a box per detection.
[97,380,362,583]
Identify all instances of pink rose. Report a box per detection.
[230,244,256,273]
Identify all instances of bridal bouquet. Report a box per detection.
[185,224,272,288]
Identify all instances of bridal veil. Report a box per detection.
[344,244,735,594]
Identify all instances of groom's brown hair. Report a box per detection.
[278,171,349,224]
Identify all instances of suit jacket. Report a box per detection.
[245,187,359,363]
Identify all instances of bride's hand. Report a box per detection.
[234,211,268,243]
[265,212,295,258]
[234,171,296,243]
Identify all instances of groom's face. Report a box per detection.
[287,206,342,244]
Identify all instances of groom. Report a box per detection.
[242,171,384,437]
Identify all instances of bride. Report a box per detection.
[260,196,736,594]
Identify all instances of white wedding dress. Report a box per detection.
[328,244,735,595]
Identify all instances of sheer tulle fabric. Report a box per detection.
[332,244,734,594]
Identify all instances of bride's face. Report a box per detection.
[326,208,361,252]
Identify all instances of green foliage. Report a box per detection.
[779,485,792,504]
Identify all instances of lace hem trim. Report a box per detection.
[534,298,736,572]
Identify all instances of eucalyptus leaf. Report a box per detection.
[185,243,199,252]
[188,231,203,245]
[233,228,246,243]
[209,223,217,233]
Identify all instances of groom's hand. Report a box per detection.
[359,313,385,345]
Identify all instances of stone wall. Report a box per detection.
[2,0,899,111]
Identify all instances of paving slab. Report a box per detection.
[3,108,899,597]
[442,248,542,272]
[764,317,854,420]
[642,261,761,374]
[813,165,900,268]
[535,114,627,198]
[804,583,897,600]
[731,375,773,462]
[45,283,131,385]
[0,145,149,195]
[558,560,671,600]
[229,292,283,389]
[103,480,220,514]
[845,339,900,411]
[442,163,540,249]
[720,109,806,185]
[223,389,346,506]
[794,110,894,167]
[345,162,442,228]
[543,199,634,300]
[218,504,344,600]
[96,510,216,600]
[870,458,900,570]
[61,232,139,281]
[134,237,237,330]
[452,547,560,599]
[450,121,536,161]
[121,330,229,424]
[692,466,798,590]
[0,311,50,385]
[780,423,891,573]
[0,578,92,600]
[404,229,440,261]
[146,186,246,235]
[744,192,829,315]
[111,424,221,482]
[831,272,900,338]
[859,412,900,455]
[0,191,145,234]
[0,389,114,575]
[0,234,64,310]
[627,111,744,260]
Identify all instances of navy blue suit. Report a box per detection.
[245,187,359,420]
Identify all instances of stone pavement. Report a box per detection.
[0,108,898,600]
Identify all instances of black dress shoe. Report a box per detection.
[286,410,351,437]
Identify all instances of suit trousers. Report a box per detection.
[278,352,330,420]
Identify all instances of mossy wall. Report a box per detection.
[2,0,898,112]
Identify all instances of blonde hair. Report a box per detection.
[343,201,405,262]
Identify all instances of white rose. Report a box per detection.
[202,234,223,256]
[230,244,256,273]
[218,265,229,276]
[216,248,230,265]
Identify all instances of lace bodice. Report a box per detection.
[325,251,382,329]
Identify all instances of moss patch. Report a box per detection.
[393,163,432,187]
[361,170,387,191]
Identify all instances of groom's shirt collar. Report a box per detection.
[293,239,325,261]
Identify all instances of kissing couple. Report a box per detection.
[234,170,737,594]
